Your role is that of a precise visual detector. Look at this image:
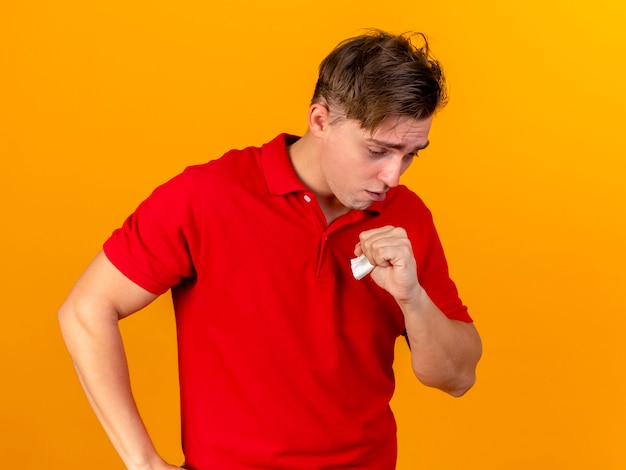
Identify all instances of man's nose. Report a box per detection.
[377,159,403,188]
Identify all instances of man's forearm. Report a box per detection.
[58,302,163,469]
[399,289,482,397]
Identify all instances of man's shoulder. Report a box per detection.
[189,143,262,172]
[387,185,431,213]
[176,142,264,190]
[183,134,292,179]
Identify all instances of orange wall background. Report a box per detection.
[1,1,625,468]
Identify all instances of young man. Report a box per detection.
[59,30,482,470]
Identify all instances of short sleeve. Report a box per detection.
[103,169,199,295]
[416,211,472,323]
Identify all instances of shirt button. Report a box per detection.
[304,194,312,203]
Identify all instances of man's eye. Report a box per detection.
[368,149,386,156]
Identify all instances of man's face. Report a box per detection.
[318,114,433,211]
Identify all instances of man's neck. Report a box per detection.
[288,133,349,225]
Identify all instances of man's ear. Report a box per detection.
[308,102,331,137]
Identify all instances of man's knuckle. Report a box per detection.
[393,226,407,237]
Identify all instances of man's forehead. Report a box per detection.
[366,136,430,151]
[364,115,433,147]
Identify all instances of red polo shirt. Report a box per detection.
[104,134,471,469]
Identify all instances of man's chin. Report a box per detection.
[346,200,373,211]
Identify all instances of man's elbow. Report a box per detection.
[443,372,477,397]
[58,300,82,353]
[58,299,72,323]
[58,300,73,336]
[57,298,111,352]
[416,369,477,397]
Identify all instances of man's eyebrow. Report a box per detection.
[366,138,430,152]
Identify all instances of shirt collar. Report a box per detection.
[261,133,384,215]
[261,133,306,196]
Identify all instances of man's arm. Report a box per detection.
[58,251,180,470]
[356,226,482,397]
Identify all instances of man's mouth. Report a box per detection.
[366,190,387,202]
